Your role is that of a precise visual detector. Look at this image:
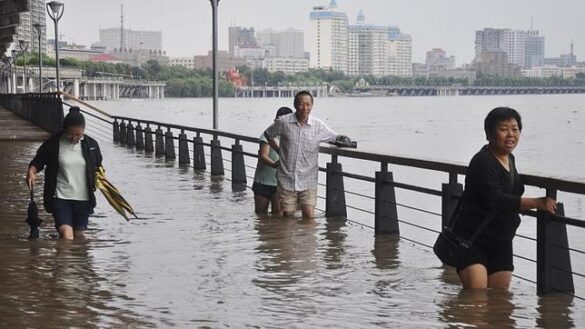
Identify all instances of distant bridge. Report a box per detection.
[235,85,328,98]
[351,85,585,97]
[3,67,165,100]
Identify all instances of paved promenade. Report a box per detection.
[0,106,49,141]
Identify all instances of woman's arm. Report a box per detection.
[26,139,51,189]
[259,142,278,168]
[520,197,557,214]
[472,154,556,215]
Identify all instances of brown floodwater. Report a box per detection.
[1,138,583,328]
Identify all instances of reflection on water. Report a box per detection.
[440,289,516,328]
[1,139,584,327]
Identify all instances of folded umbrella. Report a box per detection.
[95,166,138,221]
[26,188,42,239]
[329,135,357,148]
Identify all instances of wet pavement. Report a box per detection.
[0,107,49,141]
[1,137,584,328]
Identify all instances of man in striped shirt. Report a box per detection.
[264,91,342,218]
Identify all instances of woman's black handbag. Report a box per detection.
[433,209,492,267]
[434,155,515,267]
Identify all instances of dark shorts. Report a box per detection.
[53,198,92,231]
[456,239,514,275]
[252,182,277,198]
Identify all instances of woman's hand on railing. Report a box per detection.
[521,196,557,214]
[537,197,558,214]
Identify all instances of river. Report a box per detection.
[0,94,584,327]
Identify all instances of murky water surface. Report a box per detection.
[1,95,584,327]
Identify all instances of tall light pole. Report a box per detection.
[46,1,64,92]
[33,23,44,94]
[11,49,17,93]
[19,40,29,93]
[210,0,220,130]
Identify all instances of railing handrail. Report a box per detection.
[109,114,585,196]
[111,115,260,144]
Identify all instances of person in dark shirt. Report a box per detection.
[454,107,556,289]
[26,107,103,240]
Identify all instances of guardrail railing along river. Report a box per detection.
[2,92,584,300]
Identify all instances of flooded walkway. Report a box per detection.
[1,137,583,328]
[0,107,49,141]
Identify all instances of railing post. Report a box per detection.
[537,189,574,296]
[135,123,144,150]
[119,121,127,146]
[441,172,463,229]
[193,134,206,170]
[155,126,164,156]
[113,119,120,142]
[210,136,224,176]
[178,130,189,165]
[231,140,247,191]
[144,124,154,153]
[375,167,399,234]
[127,122,136,146]
[164,127,176,160]
[326,155,347,217]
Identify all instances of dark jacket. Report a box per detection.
[29,133,103,214]
[453,145,525,242]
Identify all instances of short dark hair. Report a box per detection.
[275,106,293,119]
[293,90,314,109]
[63,106,86,130]
[484,107,522,141]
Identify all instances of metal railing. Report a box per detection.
[6,92,584,300]
[0,93,64,134]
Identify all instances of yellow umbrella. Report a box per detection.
[96,166,137,220]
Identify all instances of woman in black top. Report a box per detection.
[26,107,103,240]
[454,107,556,289]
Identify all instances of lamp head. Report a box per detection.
[33,23,44,34]
[19,40,29,51]
[46,1,64,20]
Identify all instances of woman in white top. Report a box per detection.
[26,107,103,240]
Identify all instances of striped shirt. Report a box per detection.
[264,113,337,191]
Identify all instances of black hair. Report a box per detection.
[62,106,86,130]
[484,107,522,141]
[275,106,293,119]
[293,90,314,109]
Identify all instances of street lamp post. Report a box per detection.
[11,49,17,93]
[46,1,64,92]
[19,40,29,93]
[33,23,44,94]
[210,0,220,130]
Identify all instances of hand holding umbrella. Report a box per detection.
[26,187,42,239]
[95,166,138,221]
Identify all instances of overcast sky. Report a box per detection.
[46,0,585,64]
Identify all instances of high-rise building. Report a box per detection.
[348,11,389,76]
[387,32,413,77]
[228,27,257,56]
[257,28,305,58]
[98,28,162,52]
[525,30,545,68]
[346,10,412,77]
[475,28,527,68]
[13,0,47,53]
[473,50,521,77]
[308,0,349,72]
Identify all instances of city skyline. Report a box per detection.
[42,0,584,64]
